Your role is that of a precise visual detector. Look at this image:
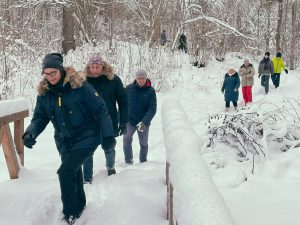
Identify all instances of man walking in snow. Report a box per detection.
[258,52,274,95]
[123,69,157,164]
[271,52,288,89]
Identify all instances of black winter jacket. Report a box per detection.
[86,74,128,137]
[25,70,114,154]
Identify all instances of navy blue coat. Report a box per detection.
[221,72,240,102]
[86,74,128,137]
[126,79,157,127]
[25,71,114,154]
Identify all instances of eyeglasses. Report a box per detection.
[42,70,58,78]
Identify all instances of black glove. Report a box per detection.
[285,69,288,74]
[102,136,116,151]
[118,123,127,136]
[258,74,261,79]
[137,122,146,132]
[221,90,224,94]
[22,132,36,149]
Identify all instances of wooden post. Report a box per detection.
[1,124,20,179]
[168,183,174,225]
[166,161,170,185]
[14,119,24,165]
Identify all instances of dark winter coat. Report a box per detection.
[126,79,157,127]
[238,63,255,87]
[258,58,274,75]
[25,68,114,154]
[85,65,128,137]
[221,72,240,102]
[160,31,167,45]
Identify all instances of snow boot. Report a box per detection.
[107,168,116,176]
[64,215,77,225]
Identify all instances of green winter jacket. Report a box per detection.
[272,57,286,74]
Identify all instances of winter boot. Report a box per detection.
[107,168,116,176]
[64,215,77,225]
[234,106,238,111]
[225,108,230,112]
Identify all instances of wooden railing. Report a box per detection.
[0,108,29,179]
[162,99,236,225]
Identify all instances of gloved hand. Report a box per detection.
[234,88,238,92]
[22,132,36,149]
[258,74,261,79]
[221,90,224,94]
[118,123,127,136]
[136,122,146,132]
[285,69,288,74]
[102,136,116,151]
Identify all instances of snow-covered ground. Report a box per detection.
[1,53,300,225]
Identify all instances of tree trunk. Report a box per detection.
[265,3,271,52]
[275,0,283,53]
[289,0,297,70]
[109,0,114,50]
[62,5,75,55]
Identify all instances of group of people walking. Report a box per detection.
[221,51,288,111]
[22,53,157,225]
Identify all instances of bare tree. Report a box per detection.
[62,4,75,54]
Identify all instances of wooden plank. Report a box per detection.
[0,110,29,126]
[0,126,3,146]
[1,124,20,179]
[14,119,24,166]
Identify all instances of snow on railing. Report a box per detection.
[0,98,29,179]
[162,99,235,225]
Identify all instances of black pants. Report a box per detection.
[58,146,97,217]
[271,73,281,88]
[226,101,237,108]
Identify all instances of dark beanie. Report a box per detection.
[276,52,282,57]
[42,53,64,72]
[265,52,270,57]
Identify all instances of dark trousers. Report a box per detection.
[123,124,149,163]
[58,146,96,217]
[271,73,281,88]
[261,74,270,94]
[225,101,237,108]
[83,146,115,181]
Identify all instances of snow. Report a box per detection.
[1,52,300,225]
[0,97,28,117]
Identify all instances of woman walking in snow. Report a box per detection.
[238,59,255,106]
[221,67,240,111]
[22,53,116,225]
[83,53,128,181]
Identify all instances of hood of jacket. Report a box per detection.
[85,63,115,80]
[37,67,86,96]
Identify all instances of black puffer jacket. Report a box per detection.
[25,68,114,154]
[86,73,128,137]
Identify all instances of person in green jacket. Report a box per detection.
[271,52,288,89]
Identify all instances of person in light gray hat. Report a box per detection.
[123,69,157,164]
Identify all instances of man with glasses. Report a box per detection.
[123,69,157,164]
[22,53,116,225]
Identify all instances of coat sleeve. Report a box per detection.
[246,66,255,78]
[235,75,241,89]
[258,63,262,74]
[221,75,226,92]
[81,82,114,138]
[25,96,50,138]
[115,76,128,124]
[270,61,274,74]
[280,58,286,71]
[141,88,157,127]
